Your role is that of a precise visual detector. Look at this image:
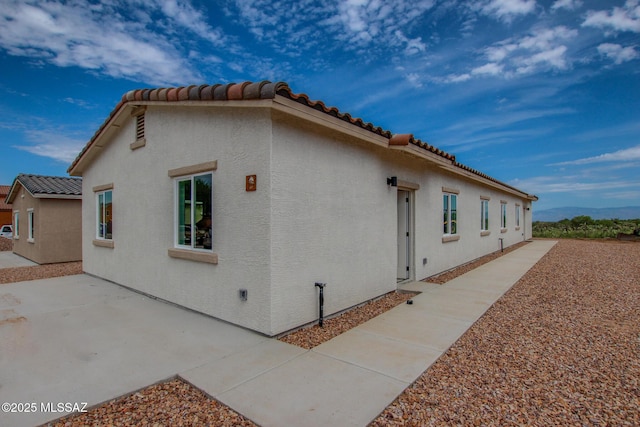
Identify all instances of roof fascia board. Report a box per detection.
[435,162,535,200]
[32,194,82,200]
[5,181,33,203]
[272,96,389,149]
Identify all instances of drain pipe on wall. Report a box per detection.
[315,282,326,327]
[499,238,504,253]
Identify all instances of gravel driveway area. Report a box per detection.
[30,239,640,425]
[373,239,640,426]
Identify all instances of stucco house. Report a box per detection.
[68,81,537,336]
[6,174,82,264]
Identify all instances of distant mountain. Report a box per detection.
[534,206,640,222]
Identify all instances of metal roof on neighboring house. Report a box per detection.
[5,174,82,204]
[67,80,537,201]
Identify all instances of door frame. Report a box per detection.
[396,187,415,283]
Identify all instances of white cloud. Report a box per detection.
[510,175,637,194]
[471,62,504,76]
[231,0,433,59]
[582,0,640,33]
[551,0,582,11]
[597,43,639,64]
[478,0,537,22]
[14,130,86,163]
[0,0,232,85]
[553,145,640,165]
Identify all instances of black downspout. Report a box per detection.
[315,283,326,327]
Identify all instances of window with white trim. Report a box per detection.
[481,199,489,231]
[13,211,19,238]
[175,173,213,251]
[443,193,458,235]
[27,208,34,242]
[515,204,521,228]
[96,190,113,240]
[501,202,507,229]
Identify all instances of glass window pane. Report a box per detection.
[194,174,212,249]
[177,179,191,246]
[443,194,449,234]
[98,193,104,239]
[451,195,457,234]
[104,191,112,239]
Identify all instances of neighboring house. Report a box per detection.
[0,185,11,227]
[68,81,537,336]
[6,174,82,264]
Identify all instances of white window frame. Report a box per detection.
[173,172,213,252]
[96,189,113,240]
[13,211,19,239]
[515,204,521,229]
[481,199,489,232]
[27,208,34,242]
[443,192,458,235]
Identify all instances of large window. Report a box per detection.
[443,193,458,235]
[501,202,507,230]
[481,199,489,231]
[175,173,213,251]
[96,190,113,240]
[27,209,34,242]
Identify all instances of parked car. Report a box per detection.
[0,224,12,239]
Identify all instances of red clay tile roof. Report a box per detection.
[0,185,11,210]
[6,174,82,203]
[67,80,535,199]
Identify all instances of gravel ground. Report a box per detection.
[46,378,257,427]
[26,239,640,425]
[372,239,640,426]
[0,261,83,284]
[0,237,12,252]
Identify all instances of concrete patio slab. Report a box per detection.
[0,274,269,427]
[314,328,442,383]
[181,339,307,396]
[358,307,474,351]
[0,251,37,269]
[216,351,408,427]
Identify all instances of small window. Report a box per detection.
[175,173,213,251]
[96,190,113,240]
[13,211,19,238]
[481,199,489,231]
[501,202,507,230]
[443,193,458,235]
[515,204,521,228]
[27,209,34,242]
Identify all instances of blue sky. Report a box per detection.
[0,0,638,211]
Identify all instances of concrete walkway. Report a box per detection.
[0,251,37,268]
[0,240,556,427]
[182,240,557,427]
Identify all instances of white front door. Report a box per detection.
[397,190,411,281]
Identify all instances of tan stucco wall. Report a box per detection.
[10,186,81,264]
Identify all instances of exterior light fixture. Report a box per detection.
[387,176,398,187]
